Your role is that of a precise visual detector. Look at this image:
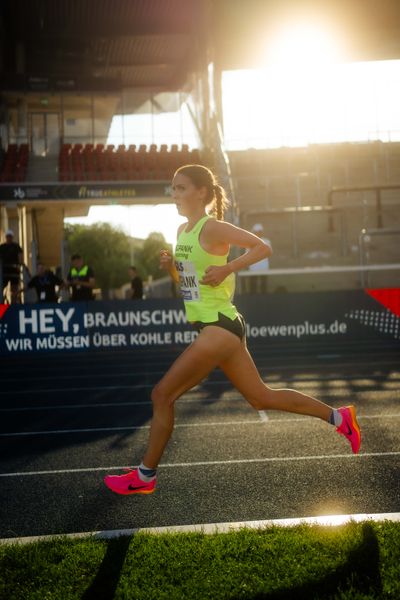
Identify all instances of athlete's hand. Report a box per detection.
[160,250,180,283]
[200,265,231,287]
[159,250,173,271]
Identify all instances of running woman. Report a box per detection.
[104,164,361,495]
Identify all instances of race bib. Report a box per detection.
[175,260,200,302]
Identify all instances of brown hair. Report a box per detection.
[174,164,229,221]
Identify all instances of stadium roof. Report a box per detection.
[0,0,203,92]
[2,0,400,93]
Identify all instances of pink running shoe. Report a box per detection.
[336,405,361,454]
[104,469,156,495]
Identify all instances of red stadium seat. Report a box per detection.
[0,144,30,182]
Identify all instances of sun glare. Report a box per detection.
[267,22,342,68]
[223,19,400,151]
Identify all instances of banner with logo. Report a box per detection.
[0,182,171,202]
[0,290,399,355]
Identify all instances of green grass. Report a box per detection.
[1,521,399,599]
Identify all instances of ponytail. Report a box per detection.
[211,184,229,221]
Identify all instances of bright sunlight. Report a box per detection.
[223,22,400,150]
[266,21,342,68]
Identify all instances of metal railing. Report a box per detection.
[239,264,400,277]
[238,263,400,294]
[359,228,400,287]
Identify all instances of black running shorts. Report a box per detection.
[192,312,246,340]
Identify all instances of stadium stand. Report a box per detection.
[58,143,203,182]
[229,141,400,291]
[229,141,400,213]
[0,144,29,182]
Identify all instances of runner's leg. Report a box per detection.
[219,340,332,420]
[142,326,242,468]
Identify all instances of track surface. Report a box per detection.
[0,346,399,539]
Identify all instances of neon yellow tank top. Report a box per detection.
[174,215,238,323]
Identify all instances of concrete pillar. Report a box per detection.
[35,206,65,269]
[0,206,9,238]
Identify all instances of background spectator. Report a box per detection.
[28,263,63,303]
[248,223,272,294]
[128,266,144,299]
[66,254,95,301]
[0,229,23,303]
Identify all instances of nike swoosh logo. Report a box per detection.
[127,483,150,491]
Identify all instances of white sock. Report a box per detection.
[329,409,343,427]
[137,462,157,482]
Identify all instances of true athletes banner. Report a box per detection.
[0,290,399,355]
[0,182,171,202]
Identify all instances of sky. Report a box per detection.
[65,22,400,240]
[66,203,185,245]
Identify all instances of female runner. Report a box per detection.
[104,164,361,495]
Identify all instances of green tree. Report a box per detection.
[137,232,172,280]
[64,223,133,293]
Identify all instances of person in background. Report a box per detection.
[0,229,23,303]
[128,266,143,300]
[28,263,64,303]
[66,254,95,301]
[248,223,271,294]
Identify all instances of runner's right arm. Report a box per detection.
[160,250,179,283]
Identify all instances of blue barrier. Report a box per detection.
[0,290,399,355]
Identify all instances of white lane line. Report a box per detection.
[2,512,400,545]
[0,401,152,412]
[1,451,399,478]
[0,396,245,412]
[0,419,262,437]
[0,395,247,412]
[0,370,167,383]
[0,385,148,395]
[359,413,400,420]
[0,413,399,438]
